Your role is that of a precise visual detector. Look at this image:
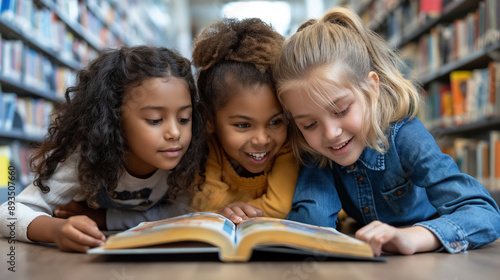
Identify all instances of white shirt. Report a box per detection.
[0,152,190,242]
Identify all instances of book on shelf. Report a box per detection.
[450,70,472,126]
[490,131,500,191]
[0,145,10,187]
[88,212,379,262]
[1,92,17,131]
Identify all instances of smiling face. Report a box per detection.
[121,77,192,177]
[280,67,377,167]
[211,84,287,175]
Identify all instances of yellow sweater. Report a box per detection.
[190,135,299,218]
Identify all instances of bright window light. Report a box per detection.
[222,1,291,36]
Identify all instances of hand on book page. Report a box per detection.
[88,212,378,262]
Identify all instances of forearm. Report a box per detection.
[404,226,441,254]
[27,216,65,243]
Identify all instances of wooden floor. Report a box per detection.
[2,236,500,280]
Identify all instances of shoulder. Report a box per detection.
[391,117,432,145]
[390,117,444,164]
[49,152,81,183]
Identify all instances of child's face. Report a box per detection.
[281,73,367,167]
[212,84,287,175]
[121,77,192,177]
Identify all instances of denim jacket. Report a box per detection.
[287,117,500,253]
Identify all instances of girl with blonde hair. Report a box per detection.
[273,7,500,256]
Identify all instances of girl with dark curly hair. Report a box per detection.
[0,46,207,252]
[189,18,299,224]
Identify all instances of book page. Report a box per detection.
[233,217,373,260]
[104,212,237,249]
[235,217,363,244]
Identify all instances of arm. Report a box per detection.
[0,153,106,251]
[246,145,300,218]
[355,221,440,256]
[396,118,500,253]
[285,163,342,228]
[0,153,83,242]
[27,215,105,252]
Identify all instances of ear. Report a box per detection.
[367,71,380,97]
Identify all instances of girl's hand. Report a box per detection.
[52,215,106,252]
[55,200,107,229]
[219,202,263,224]
[27,215,106,253]
[355,221,441,256]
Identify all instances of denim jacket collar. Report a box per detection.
[341,118,411,172]
[356,148,385,171]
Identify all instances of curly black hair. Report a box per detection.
[192,17,285,122]
[30,46,207,208]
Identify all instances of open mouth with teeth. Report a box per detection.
[331,139,350,150]
[247,152,268,161]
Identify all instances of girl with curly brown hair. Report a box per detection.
[0,46,207,252]
[190,18,299,224]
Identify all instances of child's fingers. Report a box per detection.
[219,207,241,223]
[66,216,106,242]
[240,204,263,217]
[355,221,398,256]
[219,207,248,224]
[56,223,105,253]
[355,220,384,239]
[230,207,249,221]
[58,236,94,253]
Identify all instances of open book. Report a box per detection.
[88,212,377,262]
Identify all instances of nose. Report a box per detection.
[251,128,271,146]
[164,121,181,141]
[323,120,342,141]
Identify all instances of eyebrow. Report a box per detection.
[140,105,192,111]
[292,93,349,120]
[229,111,283,120]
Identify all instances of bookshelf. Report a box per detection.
[347,0,500,199]
[0,0,173,202]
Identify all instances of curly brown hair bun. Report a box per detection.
[192,18,284,122]
[193,18,284,73]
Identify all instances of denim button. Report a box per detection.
[363,206,370,212]
[357,177,364,183]
[349,165,355,170]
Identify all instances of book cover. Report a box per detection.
[490,131,500,191]
[88,212,379,262]
[450,71,472,126]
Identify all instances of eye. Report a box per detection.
[178,117,191,125]
[302,121,317,130]
[234,123,250,129]
[335,104,351,117]
[269,118,284,127]
[147,119,162,125]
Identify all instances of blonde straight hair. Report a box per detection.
[274,7,421,166]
